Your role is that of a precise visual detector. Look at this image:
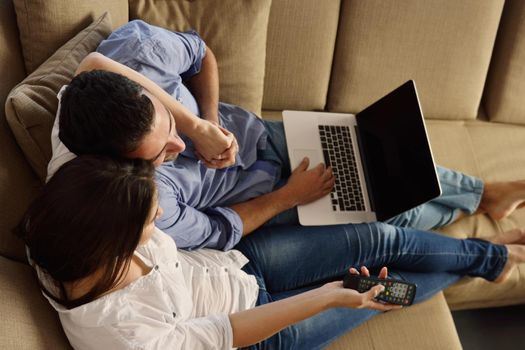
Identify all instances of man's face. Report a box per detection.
[127,91,186,167]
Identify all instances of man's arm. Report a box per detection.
[75,52,233,162]
[184,46,238,168]
[229,157,335,235]
[185,45,219,125]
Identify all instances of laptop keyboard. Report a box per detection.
[318,125,366,212]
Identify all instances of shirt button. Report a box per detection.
[224,268,228,272]
[175,262,179,268]
[172,312,177,318]
[154,265,159,271]
[206,268,209,272]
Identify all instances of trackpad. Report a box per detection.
[292,149,322,169]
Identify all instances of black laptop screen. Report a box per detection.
[355,80,441,221]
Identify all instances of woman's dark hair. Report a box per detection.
[59,70,155,157]
[17,155,156,308]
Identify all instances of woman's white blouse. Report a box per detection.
[34,228,259,350]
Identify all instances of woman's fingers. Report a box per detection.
[379,266,388,279]
[360,266,370,277]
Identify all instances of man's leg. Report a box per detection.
[236,222,507,294]
[386,166,484,230]
[259,120,484,229]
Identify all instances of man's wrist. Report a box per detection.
[274,186,299,211]
[201,111,220,125]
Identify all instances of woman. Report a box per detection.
[18,156,525,349]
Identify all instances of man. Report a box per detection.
[49,20,525,251]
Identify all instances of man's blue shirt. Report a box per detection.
[97,20,278,250]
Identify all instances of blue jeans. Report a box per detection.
[235,121,493,349]
[236,222,507,350]
[260,120,484,231]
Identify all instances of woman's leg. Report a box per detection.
[240,269,460,350]
[236,222,507,294]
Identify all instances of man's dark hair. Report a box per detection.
[59,70,155,157]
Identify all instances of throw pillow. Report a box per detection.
[13,0,128,74]
[5,13,113,181]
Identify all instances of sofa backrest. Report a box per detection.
[0,0,40,262]
[484,0,525,125]
[262,0,506,121]
[262,0,340,112]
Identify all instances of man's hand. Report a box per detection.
[280,157,335,207]
[190,120,236,165]
[194,125,238,168]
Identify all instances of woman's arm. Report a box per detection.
[75,52,233,163]
[230,278,399,348]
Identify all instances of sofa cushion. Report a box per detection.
[327,0,504,120]
[262,0,340,111]
[0,256,72,349]
[425,119,525,309]
[13,0,127,74]
[328,293,461,349]
[484,0,525,125]
[129,0,272,116]
[5,13,112,181]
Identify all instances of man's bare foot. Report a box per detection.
[478,181,525,220]
[488,229,525,245]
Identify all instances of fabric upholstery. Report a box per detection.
[129,0,272,116]
[327,0,504,120]
[484,0,525,125]
[328,293,461,350]
[0,256,72,349]
[13,0,127,74]
[426,119,525,309]
[0,0,40,262]
[262,0,341,111]
[5,13,112,181]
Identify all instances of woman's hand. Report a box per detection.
[324,266,403,311]
[279,157,335,207]
[191,120,237,168]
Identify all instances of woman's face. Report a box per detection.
[139,197,163,246]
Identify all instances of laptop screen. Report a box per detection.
[355,80,441,221]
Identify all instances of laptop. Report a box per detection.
[282,80,441,225]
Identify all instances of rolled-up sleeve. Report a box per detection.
[97,20,206,88]
[156,179,243,251]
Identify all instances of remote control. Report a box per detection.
[343,273,417,306]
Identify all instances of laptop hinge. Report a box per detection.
[354,125,376,213]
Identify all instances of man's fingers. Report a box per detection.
[218,126,235,146]
[321,166,333,180]
[293,157,310,173]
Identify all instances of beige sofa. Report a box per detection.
[1,0,525,348]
